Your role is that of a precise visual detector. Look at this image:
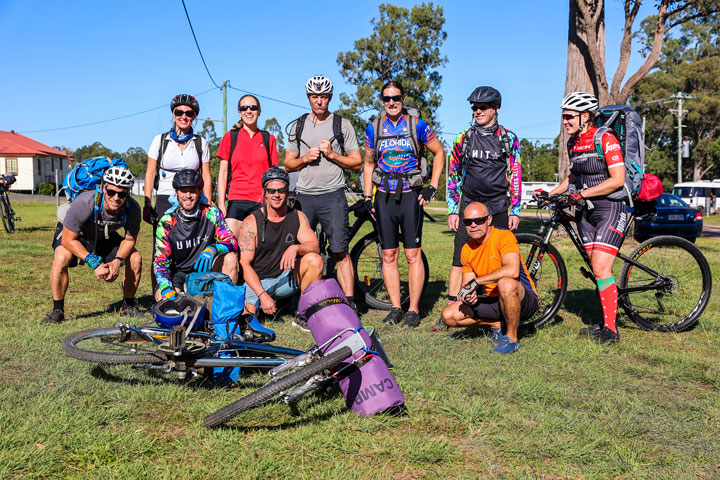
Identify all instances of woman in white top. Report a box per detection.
[143,94,212,288]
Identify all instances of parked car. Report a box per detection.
[631,193,703,243]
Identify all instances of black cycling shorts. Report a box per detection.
[52,222,123,268]
[452,195,509,266]
[152,194,173,262]
[374,189,423,250]
[470,286,538,322]
[295,189,349,254]
[576,198,628,256]
[226,200,262,221]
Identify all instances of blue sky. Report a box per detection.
[1,0,658,154]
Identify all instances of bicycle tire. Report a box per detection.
[1,194,13,233]
[515,233,568,329]
[204,346,352,427]
[350,232,429,310]
[618,235,712,332]
[63,326,180,365]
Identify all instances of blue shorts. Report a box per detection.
[244,270,300,308]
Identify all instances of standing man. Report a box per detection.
[285,75,362,309]
[42,167,143,323]
[438,86,523,330]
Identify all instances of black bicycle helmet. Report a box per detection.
[261,167,290,187]
[171,94,200,114]
[172,169,204,189]
[467,86,502,108]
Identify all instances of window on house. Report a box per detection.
[6,158,18,175]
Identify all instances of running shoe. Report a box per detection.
[119,304,144,318]
[491,335,519,354]
[591,327,620,344]
[383,307,404,325]
[42,309,65,324]
[292,315,310,332]
[403,310,421,328]
[432,317,448,332]
[489,327,503,344]
[579,323,603,335]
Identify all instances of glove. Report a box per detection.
[419,185,437,202]
[160,287,176,301]
[194,245,217,273]
[84,253,102,270]
[532,189,547,200]
[567,192,584,206]
[364,196,375,221]
[143,204,158,225]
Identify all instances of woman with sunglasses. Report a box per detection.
[545,91,627,344]
[216,94,278,239]
[144,94,212,289]
[363,80,445,328]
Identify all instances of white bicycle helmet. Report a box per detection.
[305,75,333,95]
[560,92,598,112]
[103,166,134,189]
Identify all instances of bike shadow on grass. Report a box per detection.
[13,225,54,233]
[72,295,157,321]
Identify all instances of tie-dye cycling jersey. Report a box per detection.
[365,115,436,192]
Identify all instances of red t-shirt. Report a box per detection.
[217,129,279,202]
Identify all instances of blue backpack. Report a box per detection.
[63,157,128,202]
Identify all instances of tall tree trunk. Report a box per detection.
[559,0,605,181]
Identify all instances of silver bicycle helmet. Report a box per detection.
[560,92,598,112]
[103,166,134,189]
[305,75,333,95]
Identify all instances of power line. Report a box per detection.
[180,0,220,89]
[228,85,310,111]
[18,88,217,134]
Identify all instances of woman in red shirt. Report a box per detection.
[217,95,279,238]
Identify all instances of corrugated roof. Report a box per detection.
[0,130,69,157]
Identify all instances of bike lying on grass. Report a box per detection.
[519,193,712,332]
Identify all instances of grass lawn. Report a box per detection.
[1,201,718,479]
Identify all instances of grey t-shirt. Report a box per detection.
[286,113,359,195]
[63,190,141,242]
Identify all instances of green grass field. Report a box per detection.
[1,201,718,479]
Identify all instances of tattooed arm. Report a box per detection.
[238,216,265,298]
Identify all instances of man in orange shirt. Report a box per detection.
[441,202,538,354]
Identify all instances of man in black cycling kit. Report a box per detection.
[438,86,523,331]
[153,169,238,301]
[285,75,362,310]
[43,167,143,323]
[237,167,323,330]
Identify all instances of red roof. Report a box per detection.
[0,130,69,158]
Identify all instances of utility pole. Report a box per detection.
[669,92,694,183]
[222,80,228,134]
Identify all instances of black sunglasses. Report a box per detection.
[174,109,196,118]
[266,187,288,194]
[239,105,260,112]
[382,95,403,103]
[471,103,494,111]
[106,188,129,199]
[463,215,490,226]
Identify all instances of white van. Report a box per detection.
[521,181,559,209]
[672,180,720,213]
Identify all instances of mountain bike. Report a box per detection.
[1,174,19,233]
[315,195,432,310]
[519,193,712,332]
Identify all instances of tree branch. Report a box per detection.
[609,0,642,102]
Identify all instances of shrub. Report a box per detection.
[37,182,56,196]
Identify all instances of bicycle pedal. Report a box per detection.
[169,325,186,351]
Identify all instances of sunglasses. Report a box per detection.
[174,109,196,118]
[471,103,494,111]
[463,215,490,226]
[266,187,288,194]
[562,113,580,121]
[106,188,129,199]
[382,95,403,103]
[239,105,260,112]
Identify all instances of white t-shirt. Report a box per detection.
[148,133,210,195]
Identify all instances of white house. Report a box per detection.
[0,130,70,192]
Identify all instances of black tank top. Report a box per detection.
[251,208,300,279]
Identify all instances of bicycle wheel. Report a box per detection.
[63,326,196,365]
[350,232,429,310]
[1,194,13,233]
[204,346,352,427]
[618,235,712,332]
[515,233,568,329]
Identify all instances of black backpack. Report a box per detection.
[291,113,346,156]
[224,128,272,196]
[154,133,204,190]
[458,125,513,180]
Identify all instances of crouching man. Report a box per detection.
[441,202,539,354]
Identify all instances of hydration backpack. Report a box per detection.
[154,133,204,190]
[593,105,661,204]
[62,157,128,202]
[291,112,346,156]
[223,128,272,197]
[458,125,513,181]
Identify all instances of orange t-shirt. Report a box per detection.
[461,227,538,298]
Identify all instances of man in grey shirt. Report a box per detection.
[42,166,143,324]
[285,75,362,310]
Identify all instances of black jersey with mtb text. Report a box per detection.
[568,127,624,195]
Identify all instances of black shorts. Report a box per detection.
[452,195,509,266]
[470,286,538,322]
[152,194,173,262]
[374,189,423,250]
[295,189,349,254]
[576,198,628,256]
[52,222,123,268]
[226,200,262,221]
